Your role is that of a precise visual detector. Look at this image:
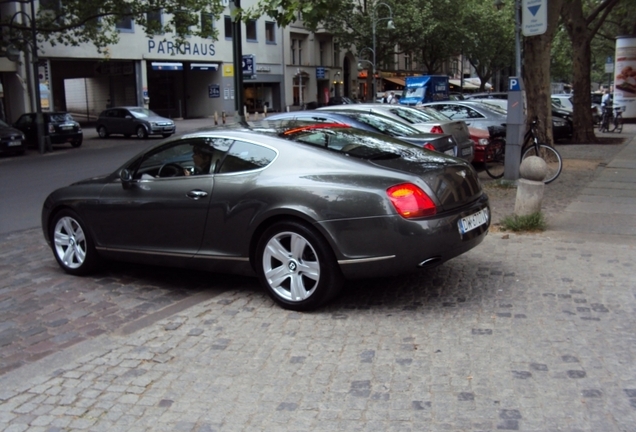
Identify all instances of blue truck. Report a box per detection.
[399,75,449,106]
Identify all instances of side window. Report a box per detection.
[218,141,276,174]
[135,138,221,178]
[17,115,34,126]
[466,108,485,119]
[295,115,331,123]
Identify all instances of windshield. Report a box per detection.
[388,107,438,123]
[0,119,9,128]
[129,108,158,118]
[404,87,425,99]
[345,112,421,137]
[418,106,453,121]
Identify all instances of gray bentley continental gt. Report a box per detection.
[42,121,490,310]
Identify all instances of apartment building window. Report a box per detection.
[115,8,134,32]
[224,15,232,39]
[246,19,257,42]
[201,13,214,38]
[405,54,412,71]
[146,9,162,34]
[265,22,276,43]
[291,38,303,65]
[319,41,325,66]
[333,43,340,67]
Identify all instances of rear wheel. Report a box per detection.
[484,141,505,179]
[521,143,562,184]
[256,221,343,311]
[50,209,99,275]
[71,137,82,148]
[613,116,623,133]
[136,126,148,139]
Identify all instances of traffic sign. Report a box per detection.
[522,0,547,36]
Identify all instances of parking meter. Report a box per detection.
[505,77,526,181]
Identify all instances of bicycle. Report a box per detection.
[599,105,623,133]
[484,117,563,184]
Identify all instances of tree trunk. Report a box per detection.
[522,0,564,145]
[562,0,597,143]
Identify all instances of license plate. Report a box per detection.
[462,147,473,156]
[8,140,21,147]
[444,149,455,156]
[458,208,489,235]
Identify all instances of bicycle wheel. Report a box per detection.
[484,143,505,179]
[613,116,623,133]
[521,144,562,184]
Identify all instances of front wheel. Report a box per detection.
[613,116,623,133]
[256,221,343,311]
[484,142,505,179]
[71,137,83,148]
[50,209,100,275]
[522,143,562,184]
[97,126,109,138]
[136,126,148,139]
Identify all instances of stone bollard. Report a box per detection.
[214,111,218,125]
[221,111,226,124]
[514,156,548,216]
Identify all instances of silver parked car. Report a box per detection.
[96,107,176,139]
[318,104,474,162]
[42,122,490,311]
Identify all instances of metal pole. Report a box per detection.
[231,0,245,123]
[514,0,521,77]
[29,0,46,153]
[372,15,376,102]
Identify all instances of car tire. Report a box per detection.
[50,209,100,276]
[256,220,343,311]
[136,126,148,139]
[97,126,109,138]
[71,138,83,148]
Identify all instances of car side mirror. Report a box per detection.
[120,169,133,187]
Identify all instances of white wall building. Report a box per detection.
[1,0,356,123]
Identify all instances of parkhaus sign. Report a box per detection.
[148,39,216,57]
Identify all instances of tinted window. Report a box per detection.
[49,113,74,122]
[387,107,436,124]
[218,141,276,174]
[16,115,34,126]
[136,138,223,178]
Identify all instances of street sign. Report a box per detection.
[522,0,547,36]
[605,56,614,73]
[242,55,256,79]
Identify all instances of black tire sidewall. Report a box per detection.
[137,126,147,139]
[256,220,343,311]
[98,126,108,138]
[50,209,98,276]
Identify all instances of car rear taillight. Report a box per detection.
[386,183,437,218]
[430,125,444,134]
[423,143,436,151]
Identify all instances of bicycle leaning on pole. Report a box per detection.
[599,103,624,133]
[483,116,563,184]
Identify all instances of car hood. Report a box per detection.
[0,125,24,138]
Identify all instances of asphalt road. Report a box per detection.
[0,118,221,235]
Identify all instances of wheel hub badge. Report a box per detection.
[288,261,297,272]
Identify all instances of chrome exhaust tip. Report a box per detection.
[418,256,441,268]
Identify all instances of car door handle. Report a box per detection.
[186,190,208,200]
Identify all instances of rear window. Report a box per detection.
[48,113,74,122]
[283,127,434,162]
[344,112,421,137]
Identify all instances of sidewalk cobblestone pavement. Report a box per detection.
[1,123,635,431]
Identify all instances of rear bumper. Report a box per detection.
[319,194,490,279]
[50,133,82,144]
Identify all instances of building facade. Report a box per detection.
[0,0,360,123]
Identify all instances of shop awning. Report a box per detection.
[151,62,183,71]
[383,77,405,86]
[190,63,220,71]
